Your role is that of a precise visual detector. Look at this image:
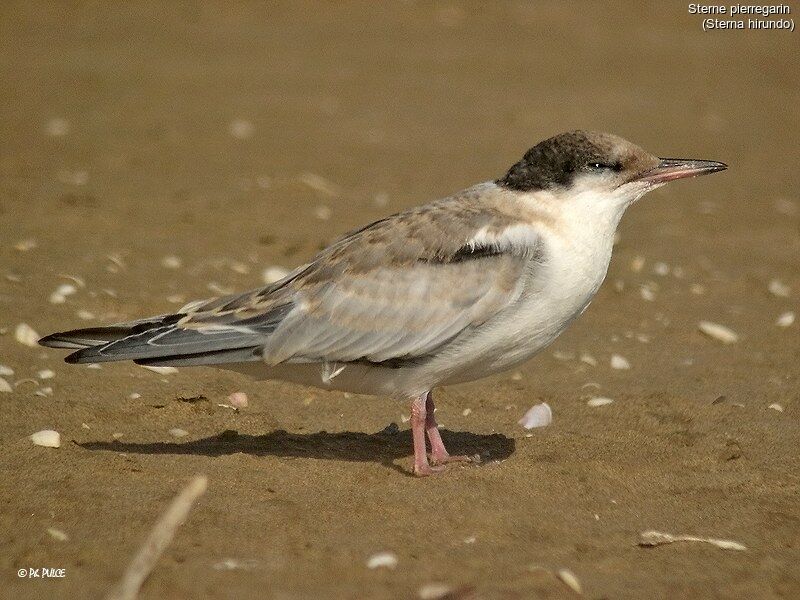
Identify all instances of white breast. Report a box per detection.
[431,197,622,386]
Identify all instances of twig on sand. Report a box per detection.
[638,530,746,551]
[106,475,209,600]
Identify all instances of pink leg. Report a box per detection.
[425,391,472,466]
[410,394,444,476]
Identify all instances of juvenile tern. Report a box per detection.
[40,131,727,475]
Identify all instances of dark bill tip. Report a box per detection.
[637,158,728,184]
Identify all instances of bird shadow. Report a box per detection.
[78,424,515,476]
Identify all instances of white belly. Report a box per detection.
[432,228,615,385]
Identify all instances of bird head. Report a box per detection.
[498,130,727,214]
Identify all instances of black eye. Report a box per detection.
[587,161,622,172]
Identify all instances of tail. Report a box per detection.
[38,309,283,367]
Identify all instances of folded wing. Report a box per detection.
[40,186,544,368]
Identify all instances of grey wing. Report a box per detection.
[259,253,530,366]
[42,189,542,367]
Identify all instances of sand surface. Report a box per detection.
[1,3,799,598]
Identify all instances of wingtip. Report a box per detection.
[64,350,83,364]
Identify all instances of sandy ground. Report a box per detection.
[1,2,799,598]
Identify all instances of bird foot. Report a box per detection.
[430,452,472,466]
[413,462,447,477]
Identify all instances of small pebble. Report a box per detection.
[227,391,249,409]
[76,310,96,320]
[57,169,89,186]
[15,323,41,347]
[418,583,452,600]
[35,387,54,397]
[160,255,182,269]
[45,117,70,136]
[30,430,61,448]
[518,403,552,429]
[0,377,12,393]
[169,428,189,438]
[0,364,13,376]
[690,283,706,295]
[630,256,645,272]
[774,198,798,216]
[229,119,254,139]
[46,528,69,542]
[366,551,398,570]
[653,262,669,276]
[128,393,141,400]
[49,283,78,304]
[776,312,795,327]
[314,205,333,220]
[768,403,784,412]
[587,397,614,407]
[462,408,472,416]
[263,266,290,284]
[640,285,656,302]
[698,321,739,344]
[14,239,37,252]
[768,279,791,298]
[37,369,55,380]
[610,354,630,370]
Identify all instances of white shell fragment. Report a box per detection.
[30,430,61,448]
[610,354,631,370]
[140,365,178,375]
[45,117,70,137]
[768,403,784,412]
[49,283,78,304]
[366,551,398,570]
[776,312,795,327]
[314,205,333,221]
[0,377,12,393]
[418,583,452,600]
[263,266,290,284]
[299,172,341,197]
[229,119,254,139]
[160,255,182,269]
[47,528,69,542]
[15,323,41,347]
[698,321,739,344]
[557,569,583,594]
[227,392,249,409]
[14,239,37,252]
[212,558,259,571]
[169,428,189,438]
[768,279,791,298]
[0,365,13,376]
[37,369,55,380]
[518,403,552,429]
[587,397,614,407]
[638,530,746,551]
